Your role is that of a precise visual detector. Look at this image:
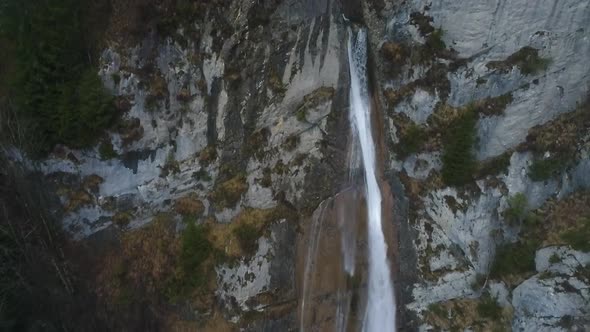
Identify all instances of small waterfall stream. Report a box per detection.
[347,27,397,331]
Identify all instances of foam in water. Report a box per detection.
[347,27,397,331]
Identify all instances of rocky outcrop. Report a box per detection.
[366,0,590,330]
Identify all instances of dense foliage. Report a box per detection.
[441,110,477,186]
[0,0,114,153]
[504,193,528,225]
[164,219,214,299]
[491,240,538,278]
[529,157,565,181]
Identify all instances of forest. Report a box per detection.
[0,0,114,154]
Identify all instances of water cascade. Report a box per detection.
[347,27,397,331]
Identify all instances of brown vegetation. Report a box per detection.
[210,175,248,209]
[174,193,205,216]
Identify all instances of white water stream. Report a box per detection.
[347,27,396,332]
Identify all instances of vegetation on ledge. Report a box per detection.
[487,46,551,75]
[441,110,477,186]
[396,122,427,158]
[528,157,567,181]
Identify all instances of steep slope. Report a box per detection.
[366,0,590,330]
[6,0,589,330]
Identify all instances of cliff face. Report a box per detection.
[368,0,590,330]
[30,0,590,330]
[37,0,355,329]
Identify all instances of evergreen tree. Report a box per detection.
[0,0,114,153]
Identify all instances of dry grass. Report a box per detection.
[96,214,178,301]
[112,211,133,227]
[199,145,218,166]
[534,191,590,246]
[424,298,512,331]
[208,205,297,258]
[150,73,168,98]
[210,175,248,209]
[64,189,94,212]
[117,117,144,146]
[82,174,104,193]
[208,208,275,258]
[174,193,205,216]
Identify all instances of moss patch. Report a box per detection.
[380,41,409,76]
[560,217,590,252]
[268,68,286,94]
[295,87,335,121]
[503,193,529,226]
[242,128,270,160]
[64,189,94,212]
[112,211,133,228]
[233,223,260,256]
[491,239,538,279]
[476,152,511,177]
[396,122,427,158]
[487,46,551,75]
[99,139,118,160]
[519,99,590,181]
[160,151,180,177]
[528,157,567,181]
[283,134,300,152]
[82,174,104,193]
[198,145,217,166]
[476,294,503,320]
[116,117,144,146]
[210,174,248,209]
[208,205,298,259]
[258,167,272,188]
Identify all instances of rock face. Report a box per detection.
[36,0,355,329]
[367,0,590,330]
[27,0,590,330]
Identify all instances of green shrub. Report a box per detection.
[477,152,511,177]
[296,109,307,122]
[504,193,528,225]
[529,157,565,181]
[194,168,211,181]
[210,174,248,209]
[560,218,590,252]
[199,145,218,166]
[427,303,447,318]
[180,221,212,275]
[166,220,213,299]
[233,223,260,255]
[160,152,180,177]
[516,50,551,75]
[549,253,561,264]
[441,111,477,186]
[477,294,502,319]
[98,140,118,160]
[426,28,446,52]
[112,73,121,85]
[397,123,426,157]
[487,47,551,75]
[491,240,538,278]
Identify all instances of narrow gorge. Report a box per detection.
[1,0,589,331]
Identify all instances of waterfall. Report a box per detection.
[347,28,397,331]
